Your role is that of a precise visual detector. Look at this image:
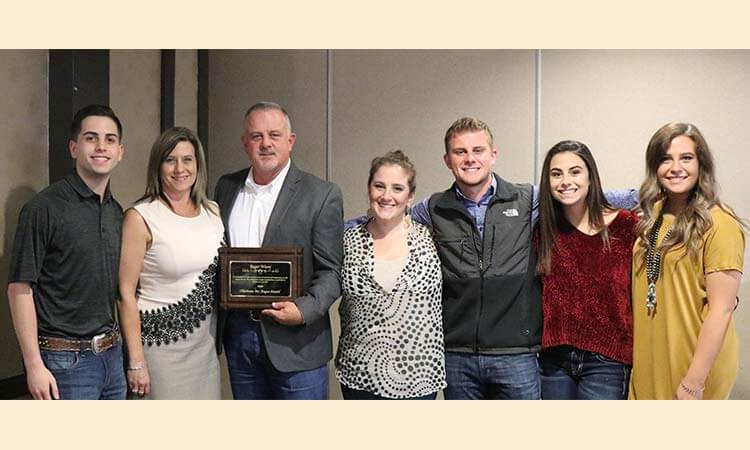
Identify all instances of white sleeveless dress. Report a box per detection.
[133,199,224,399]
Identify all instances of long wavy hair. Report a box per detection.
[137,126,217,215]
[537,140,614,274]
[635,122,743,262]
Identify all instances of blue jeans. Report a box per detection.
[444,351,541,399]
[39,341,126,400]
[224,312,328,399]
[540,346,630,400]
[340,385,437,400]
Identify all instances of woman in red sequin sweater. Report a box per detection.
[535,140,637,399]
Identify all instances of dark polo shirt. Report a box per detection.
[9,170,123,338]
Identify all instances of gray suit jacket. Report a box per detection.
[214,162,343,372]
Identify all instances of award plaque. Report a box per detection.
[219,247,303,310]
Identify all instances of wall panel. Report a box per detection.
[175,50,198,131]
[207,50,328,188]
[331,50,537,218]
[109,50,161,208]
[0,50,49,380]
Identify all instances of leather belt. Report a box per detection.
[38,330,120,354]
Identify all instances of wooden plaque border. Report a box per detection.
[219,247,303,310]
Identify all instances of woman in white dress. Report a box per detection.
[119,127,223,399]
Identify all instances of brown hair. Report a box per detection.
[537,140,614,274]
[138,126,217,215]
[443,117,494,153]
[368,149,417,195]
[635,122,744,263]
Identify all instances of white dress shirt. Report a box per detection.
[228,160,291,247]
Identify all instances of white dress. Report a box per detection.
[133,199,224,399]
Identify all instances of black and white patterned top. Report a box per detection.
[335,221,446,398]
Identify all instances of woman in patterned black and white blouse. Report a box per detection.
[335,150,445,400]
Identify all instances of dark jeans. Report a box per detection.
[444,351,541,400]
[224,312,328,399]
[39,340,126,400]
[540,346,630,400]
[340,385,437,400]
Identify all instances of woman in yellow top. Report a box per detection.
[630,122,745,399]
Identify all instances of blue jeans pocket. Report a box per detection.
[42,351,81,373]
[591,352,620,365]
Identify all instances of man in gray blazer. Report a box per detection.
[214,101,343,399]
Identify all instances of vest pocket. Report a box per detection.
[483,223,528,277]
[434,235,477,278]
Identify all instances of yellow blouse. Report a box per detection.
[630,204,745,399]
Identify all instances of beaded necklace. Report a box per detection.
[645,212,673,313]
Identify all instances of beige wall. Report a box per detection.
[175,50,198,132]
[0,50,49,379]
[541,50,750,214]
[109,50,161,208]
[207,50,328,186]
[331,50,536,217]
[208,49,750,399]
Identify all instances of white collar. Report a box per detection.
[245,159,292,192]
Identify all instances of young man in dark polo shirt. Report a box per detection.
[7,104,126,400]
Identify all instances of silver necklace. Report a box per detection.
[645,213,673,313]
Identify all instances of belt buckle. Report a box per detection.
[91,332,107,354]
[248,310,262,322]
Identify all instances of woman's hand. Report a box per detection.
[128,362,151,397]
[675,380,704,400]
[678,270,740,400]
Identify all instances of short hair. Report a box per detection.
[443,117,494,153]
[244,101,293,133]
[368,149,417,195]
[137,126,217,216]
[70,104,123,141]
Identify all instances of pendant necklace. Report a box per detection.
[645,212,673,313]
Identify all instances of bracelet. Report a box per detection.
[679,381,704,398]
[127,364,145,371]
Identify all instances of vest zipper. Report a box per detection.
[474,226,485,354]
[474,258,483,353]
[474,202,496,353]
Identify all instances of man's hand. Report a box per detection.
[26,363,59,400]
[262,301,304,326]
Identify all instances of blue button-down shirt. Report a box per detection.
[452,177,497,238]
[346,178,639,233]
